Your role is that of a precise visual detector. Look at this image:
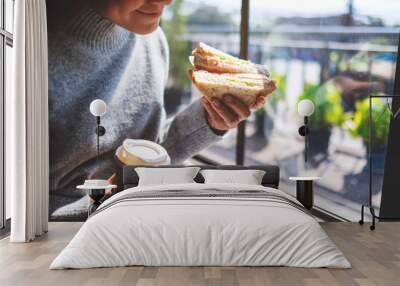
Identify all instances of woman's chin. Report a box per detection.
[126,22,160,35]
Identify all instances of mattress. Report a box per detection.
[50,183,351,269]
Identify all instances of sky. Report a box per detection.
[183,0,400,26]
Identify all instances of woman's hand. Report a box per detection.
[202,94,266,131]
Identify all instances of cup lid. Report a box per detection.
[84,179,109,186]
[77,179,117,190]
[122,139,169,164]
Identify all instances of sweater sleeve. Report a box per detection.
[160,99,226,163]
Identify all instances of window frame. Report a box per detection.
[0,0,13,230]
[379,33,400,219]
[235,0,249,165]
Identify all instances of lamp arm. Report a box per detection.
[96,116,100,166]
[94,116,106,166]
[304,116,308,166]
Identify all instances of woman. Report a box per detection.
[47,0,266,220]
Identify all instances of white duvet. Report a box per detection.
[50,183,351,269]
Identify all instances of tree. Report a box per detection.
[163,0,191,90]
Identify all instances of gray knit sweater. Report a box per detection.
[48,8,223,219]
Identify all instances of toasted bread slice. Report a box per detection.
[191,42,270,76]
[190,70,277,105]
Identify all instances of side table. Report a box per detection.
[77,180,117,216]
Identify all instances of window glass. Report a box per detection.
[161,0,242,164]
[5,43,12,219]
[246,0,400,220]
[0,1,2,30]
[5,0,14,33]
[5,45,14,219]
[2,0,14,224]
[0,37,3,227]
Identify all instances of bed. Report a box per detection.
[50,165,351,269]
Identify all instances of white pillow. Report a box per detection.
[200,169,266,185]
[135,167,201,186]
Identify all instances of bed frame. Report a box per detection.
[122,165,280,190]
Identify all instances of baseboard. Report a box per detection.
[311,207,350,222]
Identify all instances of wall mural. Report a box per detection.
[47,0,399,221]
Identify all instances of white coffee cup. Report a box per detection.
[115,139,171,166]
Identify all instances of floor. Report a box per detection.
[0,222,398,286]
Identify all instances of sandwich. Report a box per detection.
[189,43,276,105]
